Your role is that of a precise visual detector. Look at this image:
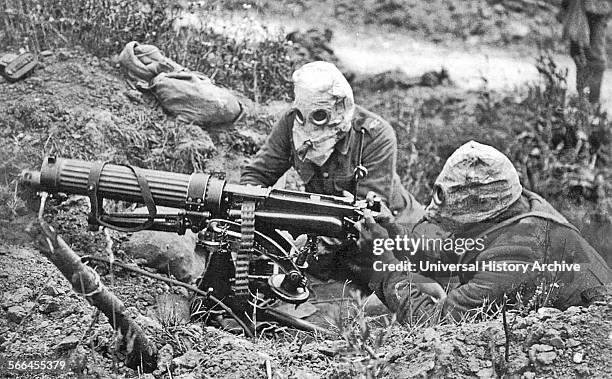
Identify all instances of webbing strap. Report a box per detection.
[351,128,367,205]
[459,211,580,265]
[478,210,579,238]
[87,161,157,232]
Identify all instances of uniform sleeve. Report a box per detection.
[357,121,396,203]
[441,255,536,320]
[372,244,540,323]
[240,114,293,187]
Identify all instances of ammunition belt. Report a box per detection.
[233,200,255,302]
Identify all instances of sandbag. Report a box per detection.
[563,0,590,47]
[118,41,184,83]
[151,72,243,126]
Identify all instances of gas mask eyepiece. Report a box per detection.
[432,185,445,206]
[295,110,305,125]
[310,109,330,126]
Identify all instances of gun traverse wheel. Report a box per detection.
[192,219,311,328]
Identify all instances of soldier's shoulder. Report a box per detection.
[480,216,547,252]
[353,105,393,136]
[278,108,295,122]
[273,109,295,131]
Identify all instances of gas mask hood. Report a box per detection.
[424,141,522,233]
[290,61,355,166]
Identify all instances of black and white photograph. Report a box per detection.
[0,1,611,378]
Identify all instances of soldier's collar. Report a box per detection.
[336,123,357,155]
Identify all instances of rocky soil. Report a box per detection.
[1,238,611,378]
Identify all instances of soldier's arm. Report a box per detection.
[364,213,448,318]
[372,245,538,323]
[240,113,293,187]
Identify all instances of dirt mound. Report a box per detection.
[376,303,612,378]
[286,27,356,82]
[257,0,565,55]
[2,235,610,378]
[0,49,222,176]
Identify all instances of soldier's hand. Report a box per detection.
[341,190,355,203]
[364,191,403,237]
[356,208,390,255]
[372,199,395,227]
[359,209,389,237]
[575,48,587,68]
[416,280,447,302]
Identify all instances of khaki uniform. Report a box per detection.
[241,105,422,221]
[241,105,423,290]
[370,190,612,322]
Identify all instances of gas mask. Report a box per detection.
[290,61,355,167]
[424,141,523,233]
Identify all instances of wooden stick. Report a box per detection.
[26,220,158,372]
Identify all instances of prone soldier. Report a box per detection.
[359,141,612,323]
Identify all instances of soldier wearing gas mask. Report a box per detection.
[359,141,612,323]
[241,61,422,288]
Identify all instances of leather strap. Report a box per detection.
[87,162,157,232]
[478,211,580,238]
[351,127,367,205]
[459,211,580,265]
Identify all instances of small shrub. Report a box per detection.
[510,55,611,202]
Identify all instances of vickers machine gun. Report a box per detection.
[22,157,380,334]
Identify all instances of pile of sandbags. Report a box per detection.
[119,41,243,127]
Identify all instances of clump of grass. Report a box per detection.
[155,293,191,329]
[0,179,27,221]
[386,99,444,203]
[511,56,611,201]
[328,289,396,379]
[1,0,173,56]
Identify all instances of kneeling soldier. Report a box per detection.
[241,61,422,288]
